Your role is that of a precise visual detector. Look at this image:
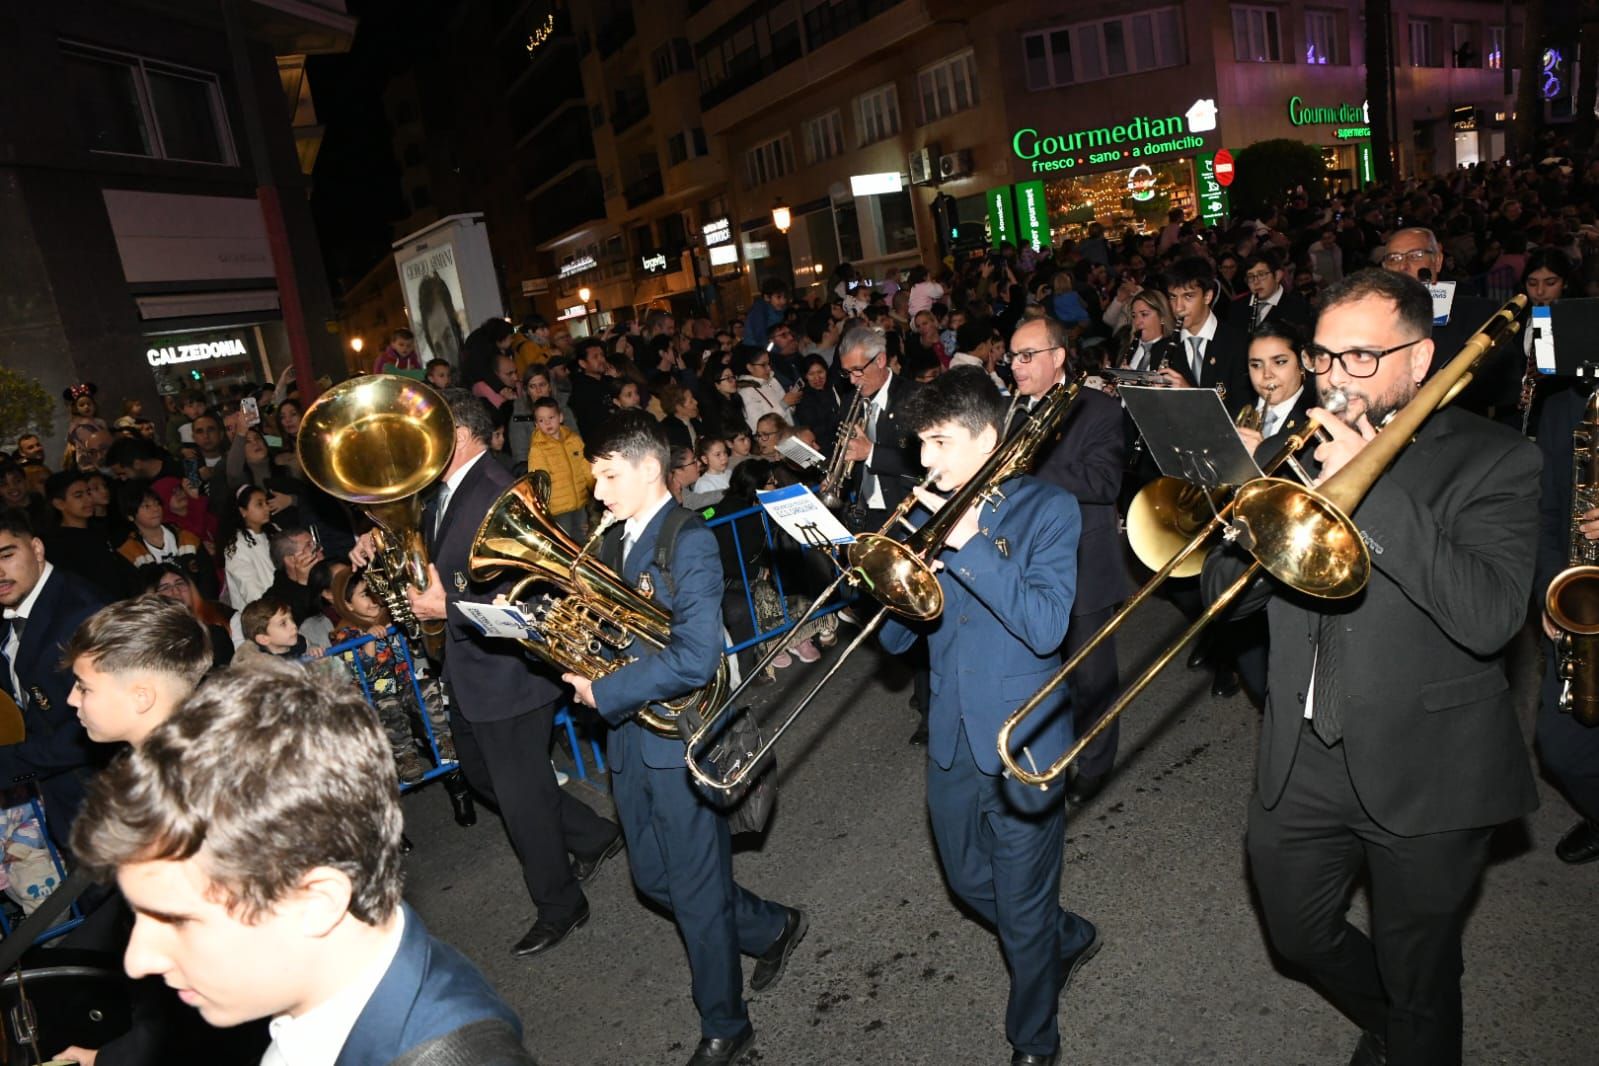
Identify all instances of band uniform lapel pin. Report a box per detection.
[636,571,656,599]
[453,570,468,592]
[27,685,48,712]
[994,537,1010,558]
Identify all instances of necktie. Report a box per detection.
[1261,406,1278,438]
[2,617,25,700]
[1187,336,1204,384]
[1311,613,1343,744]
[433,483,452,539]
[861,404,882,508]
[621,529,636,570]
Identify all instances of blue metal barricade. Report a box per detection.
[701,503,853,655]
[0,796,85,945]
[318,627,459,793]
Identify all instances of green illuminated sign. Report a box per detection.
[1015,181,1047,250]
[1197,154,1229,225]
[1287,95,1369,127]
[986,185,1015,248]
[1012,99,1218,174]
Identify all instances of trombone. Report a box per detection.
[998,296,1531,788]
[683,378,1084,791]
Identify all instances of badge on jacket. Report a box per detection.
[637,572,655,599]
[453,571,468,592]
[994,537,1010,559]
[27,686,48,712]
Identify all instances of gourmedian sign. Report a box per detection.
[1012,99,1218,173]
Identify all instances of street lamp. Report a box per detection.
[771,199,792,234]
[349,336,364,353]
[577,286,594,336]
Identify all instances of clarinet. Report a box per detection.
[1126,324,1180,471]
[1248,298,1264,335]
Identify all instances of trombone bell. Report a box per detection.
[1229,477,1369,599]
[844,533,944,621]
[1126,478,1220,578]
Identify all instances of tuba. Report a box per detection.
[1546,388,1599,727]
[468,475,729,736]
[297,375,455,658]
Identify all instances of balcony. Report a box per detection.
[611,88,650,134]
[595,9,635,59]
[624,172,664,209]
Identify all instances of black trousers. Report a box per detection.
[1246,723,1492,1065]
[448,693,617,925]
[1536,642,1599,822]
[1065,604,1119,779]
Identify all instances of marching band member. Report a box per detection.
[880,367,1097,1066]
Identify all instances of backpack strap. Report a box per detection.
[385,1017,537,1066]
[649,506,698,599]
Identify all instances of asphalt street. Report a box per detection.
[399,597,1596,1066]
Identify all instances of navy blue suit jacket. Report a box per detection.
[0,566,111,838]
[1015,386,1128,614]
[334,904,527,1066]
[590,500,725,770]
[427,454,562,721]
[880,476,1080,780]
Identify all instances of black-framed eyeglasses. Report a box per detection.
[840,361,873,379]
[1004,345,1064,365]
[1381,249,1434,265]
[717,373,737,383]
[1301,338,1424,379]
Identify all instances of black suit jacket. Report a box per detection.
[1014,387,1129,614]
[1175,318,1252,402]
[1202,407,1540,835]
[661,415,702,452]
[568,372,613,443]
[424,454,561,722]
[1253,290,1314,335]
[1249,382,1318,442]
[0,568,112,841]
[852,372,924,512]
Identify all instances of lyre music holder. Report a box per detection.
[1121,386,1265,493]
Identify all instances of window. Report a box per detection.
[61,43,235,164]
[802,109,844,164]
[745,133,795,187]
[918,49,978,124]
[1304,10,1343,65]
[853,83,900,146]
[667,127,708,166]
[652,37,694,84]
[696,1,806,109]
[1451,23,1480,68]
[1487,25,1506,70]
[1409,19,1441,68]
[1232,5,1283,63]
[1023,7,1184,91]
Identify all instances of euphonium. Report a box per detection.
[1546,389,1599,727]
[296,375,454,658]
[818,385,868,510]
[468,475,728,736]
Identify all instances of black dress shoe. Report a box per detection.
[685,1027,754,1066]
[572,832,624,883]
[908,720,929,746]
[750,907,809,993]
[1186,643,1210,670]
[1211,668,1243,699]
[1011,1052,1060,1066]
[444,770,477,827]
[1059,922,1101,997]
[1556,819,1599,864]
[1067,771,1106,807]
[1348,1030,1387,1066]
[511,901,589,958]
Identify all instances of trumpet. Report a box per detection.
[998,296,1532,787]
[682,378,1085,791]
[818,386,868,510]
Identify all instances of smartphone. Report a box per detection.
[765,340,776,354]
[309,525,322,552]
[241,397,260,427]
[183,457,200,483]
[847,280,860,291]
[1334,211,1344,221]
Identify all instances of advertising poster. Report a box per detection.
[398,241,467,367]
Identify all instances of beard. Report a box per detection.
[1319,377,1417,430]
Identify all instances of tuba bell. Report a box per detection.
[469,475,729,736]
[297,375,455,657]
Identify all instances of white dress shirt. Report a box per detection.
[436,449,487,532]
[862,382,894,510]
[1255,385,1304,438]
[259,911,407,1066]
[3,563,52,697]
[623,491,676,568]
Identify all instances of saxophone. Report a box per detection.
[1546,389,1599,727]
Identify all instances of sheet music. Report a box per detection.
[756,484,855,547]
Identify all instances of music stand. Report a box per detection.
[1121,386,1264,491]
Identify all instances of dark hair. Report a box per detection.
[587,410,670,476]
[1320,268,1433,339]
[574,337,606,362]
[440,387,494,446]
[761,277,790,299]
[240,595,291,641]
[803,312,831,345]
[45,468,89,502]
[1165,257,1219,296]
[902,365,1007,438]
[424,357,451,373]
[63,595,211,688]
[0,507,37,541]
[391,327,415,342]
[1250,316,1309,355]
[105,437,168,470]
[1242,248,1283,275]
[531,396,561,416]
[1522,248,1575,292]
[521,313,548,331]
[118,479,161,521]
[71,657,406,925]
[220,484,272,558]
[725,457,773,506]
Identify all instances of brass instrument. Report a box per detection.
[468,475,728,736]
[1546,389,1599,727]
[297,376,455,657]
[999,295,1532,787]
[683,377,1085,791]
[818,385,868,510]
[1235,400,1263,433]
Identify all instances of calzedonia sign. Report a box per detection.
[1012,99,1218,173]
[146,336,250,367]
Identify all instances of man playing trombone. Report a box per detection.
[879,367,1098,1066]
[1202,270,1539,1065]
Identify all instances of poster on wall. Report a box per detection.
[399,242,467,367]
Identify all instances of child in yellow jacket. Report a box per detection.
[526,397,594,540]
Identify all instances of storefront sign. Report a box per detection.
[1358,142,1375,186]
[640,252,669,275]
[1213,148,1235,187]
[1452,106,1478,132]
[744,241,770,261]
[146,336,250,367]
[709,243,739,267]
[986,185,1014,248]
[559,255,596,279]
[850,172,903,196]
[1127,165,1156,202]
[1197,154,1230,226]
[1332,126,1371,140]
[1011,99,1217,174]
[702,217,732,246]
[1287,96,1369,130]
[1014,181,1047,251]
[557,304,587,322]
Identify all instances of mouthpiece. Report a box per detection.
[1323,388,1349,415]
[1417,268,1433,284]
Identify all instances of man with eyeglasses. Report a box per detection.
[1242,249,1313,334]
[1202,269,1539,1065]
[1159,257,1251,402]
[1378,227,1443,282]
[838,326,924,530]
